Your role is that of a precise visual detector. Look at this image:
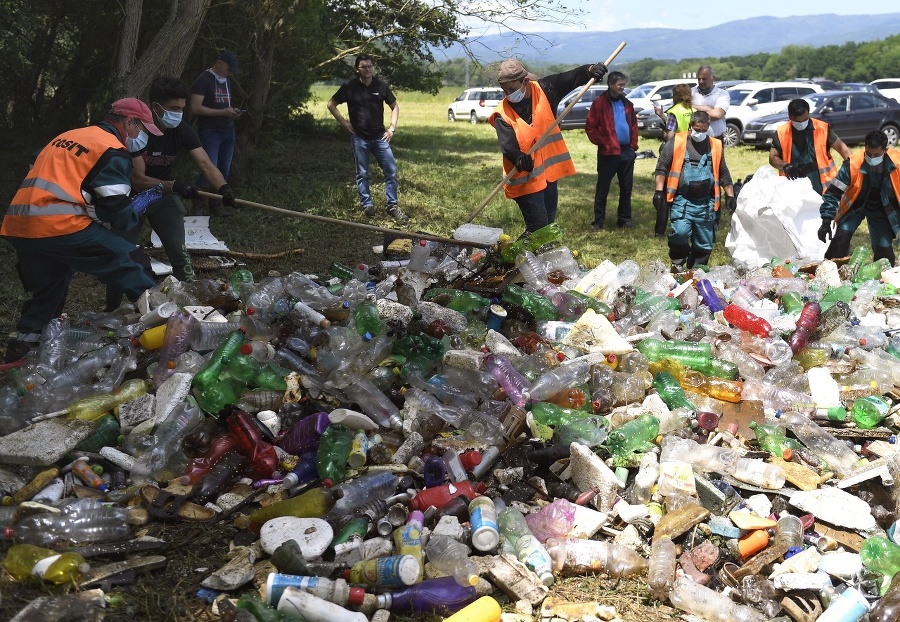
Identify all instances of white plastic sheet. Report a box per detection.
[725,165,828,269]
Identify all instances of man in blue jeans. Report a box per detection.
[189,51,241,216]
[327,54,408,223]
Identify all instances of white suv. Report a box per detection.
[627,78,697,114]
[724,82,823,146]
[871,79,900,103]
[448,88,504,124]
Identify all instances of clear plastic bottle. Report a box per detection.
[276,586,367,622]
[647,536,677,601]
[8,500,130,546]
[669,575,767,622]
[778,411,865,476]
[544,537,647,577]
[632,451,660,504]
[484,354,530,406]
[131,399,204,482]
[425,534,480,587]
[715,341,765,381]
[151,312,195,389]
[342,377,403,430]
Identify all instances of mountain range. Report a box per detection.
[445,13,900,65]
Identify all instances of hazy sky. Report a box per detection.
[473,1,897,34]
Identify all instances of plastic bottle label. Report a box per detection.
[32,554,62,579]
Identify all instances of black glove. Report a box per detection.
[652,190,667,211]
[515,153,534,173]
[725,195,737,211]
[172,180,198,199]
[218,184,237,207]
[818,218,833,243]
[782,164,800,180]
[589,62,608,81]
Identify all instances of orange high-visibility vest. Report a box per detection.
[664,132,724,211]
[776,118,838,190]
[834,149,900,223]
[2,126,127,238]
[490,82,576,199]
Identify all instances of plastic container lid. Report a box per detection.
[396,554,421,586]
[348,587,366,607]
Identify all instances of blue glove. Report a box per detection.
[131,183,165,216]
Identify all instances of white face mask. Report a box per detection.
[506,85,526,104]
[866,155,884,166]
[209,68,227,84]
[792,120,809,131]
[690,130,708,142]
[125,129,148,153]
[157,109,183,129]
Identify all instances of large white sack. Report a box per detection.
[725,165,828,270]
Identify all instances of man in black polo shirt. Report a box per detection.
[327,54,408,223]
[106,76,235,309]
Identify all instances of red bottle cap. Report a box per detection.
[459,450,482,470]
[348,587,367,608]
[240,343,253,355]
[418,240,427,247]
[341,568,352,581]
[322,478,334,487]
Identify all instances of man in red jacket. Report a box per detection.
[585,71,638,230]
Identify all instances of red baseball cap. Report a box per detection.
[111,98,163,136]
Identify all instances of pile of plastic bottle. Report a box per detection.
[5,221,900,622]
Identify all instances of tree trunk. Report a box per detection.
[114,0,212,99]
[230,0,302,184]
[116,0,143,85]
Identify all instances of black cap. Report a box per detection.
[218,51,240,75]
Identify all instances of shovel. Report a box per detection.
[464,40,627,225]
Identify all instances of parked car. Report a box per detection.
[626,78,697,114]
[636,107,665,139]
[447,87,504,124]
[741,90,900,148]
[870,79,900,103]
[555,85,609,130]
[723,82,823,147]
[838,83,879,93]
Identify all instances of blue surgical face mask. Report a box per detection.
[792,120,809,131]
[156,107,183,129]
[125,129,148,153]
[866,154,884,166]
[506,85,526,104]
[690,130,708,142]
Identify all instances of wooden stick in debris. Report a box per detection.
[197,191,492,249]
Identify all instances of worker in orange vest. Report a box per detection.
[1,98,159,362]
[653,110,736,271]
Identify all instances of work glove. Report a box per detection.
[782,164,800,180]
[725,196,737,211]
[515,153,534,173]
[817,218,833,243]
[218,184,237,207]
[653,191,668,237]
[589,62,608,81]
[172,180,198,199]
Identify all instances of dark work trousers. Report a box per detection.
[6,222,156,336]
[593,145,635,226]
[514,181,559,233]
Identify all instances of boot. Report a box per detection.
[689,249,712,269]
[669,243,691,273]
[874,245,896,267]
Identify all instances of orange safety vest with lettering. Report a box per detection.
[776,118,838,190]
[834,149,900,223]
[664,132,724,211]
[489,82,576,199]
[2,126,126,238]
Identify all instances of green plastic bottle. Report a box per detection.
[693,357,740,381]
[525,222,563,251]
[248,486,338,525]
[236,593,287,621]
[748,421,801,458]
[781,291,804,314]
[227,354,262,383]
[854,258,891,284]
[193,329,246,391]
[636,338,712,369]
[353,300,384,338]
[652,372,695,411]
[851,395,890,429]
[860,536,900,578]
[328,261,356,282]
[606,413,660,457]
[253,362,290,391]
[73,414,121,453]
[317,424,355,487]
[846,246,873,275]
[423,288,490,314]
[567,290,612,316]
[528,402,584,426]
[502,284,559,321]
[819,285,855,311]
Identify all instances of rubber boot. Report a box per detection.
[669,243,691,273]
[824,229,853,260]
[689,249,712,269]
[874,245,896,267]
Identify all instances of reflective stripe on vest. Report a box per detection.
[489,82,576,198]
[835,149,900,223]
[665,133,723,211]
[2,126,125,238]
[776,118,837,190]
